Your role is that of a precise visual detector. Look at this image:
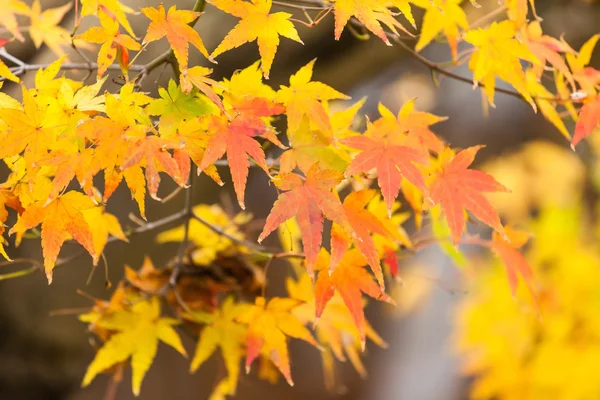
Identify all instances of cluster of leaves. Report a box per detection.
[454,141,600,399]
[0,0,597,398]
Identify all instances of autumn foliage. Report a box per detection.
[0,0,598,398]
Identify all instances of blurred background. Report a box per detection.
[1,0,599,399]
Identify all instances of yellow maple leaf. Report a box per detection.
[332,0,411,45]
[76,11,141,78]
[83,206,128,263]
[209,0,303,79]
[412,0,468,60]
[464,20,540,109]
[80,0,136,36]
[142,4,209,72]
[0,57,19,83]
[218,61,277,101]
[0,86,64,184]
[186,297,248,399]
[156,204,250,266]
[27,0,73,56]
[81,297,187,396]
[0,0,30,41]
[525,70,570,139]
[276,59,350,135]
[236,296,320,385]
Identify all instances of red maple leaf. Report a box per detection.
[258,164,351,275]
[198,97,285,209]
[430,146,509,245]
[571,93,600,148]
[341,129,430,216]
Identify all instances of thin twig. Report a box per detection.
[192,211,268,252]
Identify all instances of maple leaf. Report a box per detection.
[376,100,447,154]
[366,193,413,272]
[9,191,96,283]
[330,189,396,289]
[504,0,537,27]
[147,79,213,132]
[491,228,537,302]
[27,0,73,56]
[80,0,136,36]
[525,69,570,140]
[124,256,171,295]
[121,135,185,201]
[157,204,250,266]
[83,206,128,263]
[276,59,350,135]
[411,0,468,60]
[0,39,19,83]
[313,248,394,346]
[0,86,64,184]
[218,61,277,101]
[571,93,600,148]
[429,146,510,245]
[198,97,286,209]
[523,21,575,89]
[258,164,351,275]
[464,21,541,109]
[141,4,209,72]
[158,117,223,187]
[280,99,365,174]
[0,188,22,260]
[0,0,29,41]
[209,0,303,79]
[76,11,141,78]
[331,0,411,45]
[81,297,187,396]
[286,272,387,389]
[236,296,320,385]
[186,297,247,399]
[179,66,224,111]
[566,34,600,96]
[340,119,430,217]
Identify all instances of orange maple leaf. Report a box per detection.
[571,93,600,148]
[491,228,537,303]
[209,0,303,79]
[523,21,575,88]
[198,97,285,209]
[314,248,394,347]
[236,296,320,386]
[276,59,350,135]
[76,11,141,78]
[9,191,96,283]
[258,165,351,275]
[377,100,447,154]
[121,135,185,201]
[141,4,209,72]
[340,122,430,217]
[330,189,395,289]
[430,146,510,245]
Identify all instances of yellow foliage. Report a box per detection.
[81,297,186,396]
[156,204,250,265]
